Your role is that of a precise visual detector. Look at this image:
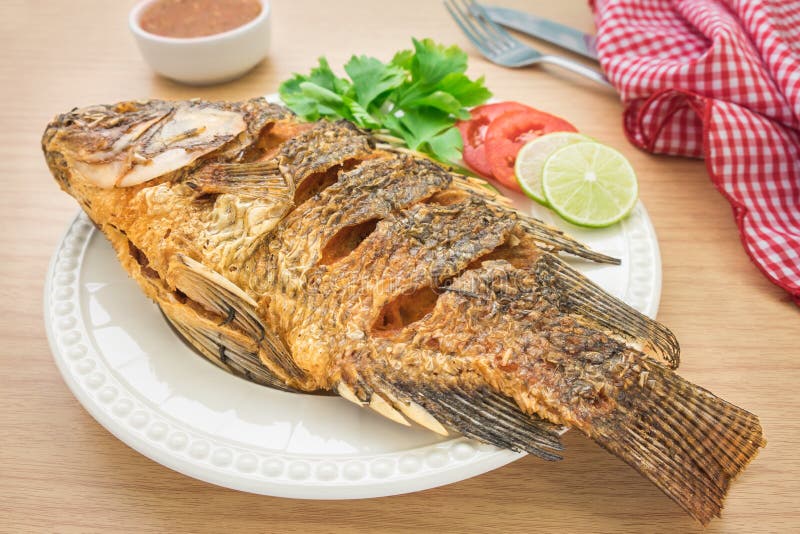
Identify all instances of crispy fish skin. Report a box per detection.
[42,97,764,524]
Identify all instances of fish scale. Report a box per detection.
[42,97,764,524]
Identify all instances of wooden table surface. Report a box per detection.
[2,0,798,532]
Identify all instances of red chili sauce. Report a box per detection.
[140,0,262,38]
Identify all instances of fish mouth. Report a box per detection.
[159,306,335,397]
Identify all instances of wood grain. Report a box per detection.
[1,0,798,532]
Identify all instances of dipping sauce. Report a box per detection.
[140,0,262,38]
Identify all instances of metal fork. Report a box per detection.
[444,0,612,88]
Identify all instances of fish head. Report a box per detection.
[42,99,248,191]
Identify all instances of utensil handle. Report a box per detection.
[540,55,613,89]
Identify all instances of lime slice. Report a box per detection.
[542,142,638,228]
[515,132,592,205]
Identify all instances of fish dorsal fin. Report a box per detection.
[168,254,306,382]
[533,254,680,368]
[517,216,620,265]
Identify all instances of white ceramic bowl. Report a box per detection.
[129,0,271,85]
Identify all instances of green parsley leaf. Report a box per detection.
[404,90,470,119]
[344,55,406,109]
[410,38,468,87]
[425,126,464,164]
[390,49,414,70]
[396,108,451,149]
[278,74,322,120]
[299,82,352,121]
[278,39,491,165]
[437,73,492,107]
[308,57,351,94]
[342,96,381,129]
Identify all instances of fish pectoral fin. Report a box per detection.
[534,254,680,369]
[159,300,297,392]
[168,254,306,382]
[186,160,295,203]
[384,378,565,461]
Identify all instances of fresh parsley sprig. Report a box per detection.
[279,38,491,165]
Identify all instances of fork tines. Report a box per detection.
[444,0,519,58]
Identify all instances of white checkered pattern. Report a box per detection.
[592,0,800,304]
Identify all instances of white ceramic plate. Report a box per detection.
[44,193,661,498]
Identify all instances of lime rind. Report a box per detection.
[541,142,638,228]
[514,132,592,206]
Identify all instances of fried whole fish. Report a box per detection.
[42,97,764,524]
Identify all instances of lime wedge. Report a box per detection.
[514,132,592,205]
[542,142,638,228]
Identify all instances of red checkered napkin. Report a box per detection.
[591,0,800,304]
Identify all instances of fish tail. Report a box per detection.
[589,362,765,525]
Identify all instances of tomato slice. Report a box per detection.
[457,102,534,177]
[484,109,577,191]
